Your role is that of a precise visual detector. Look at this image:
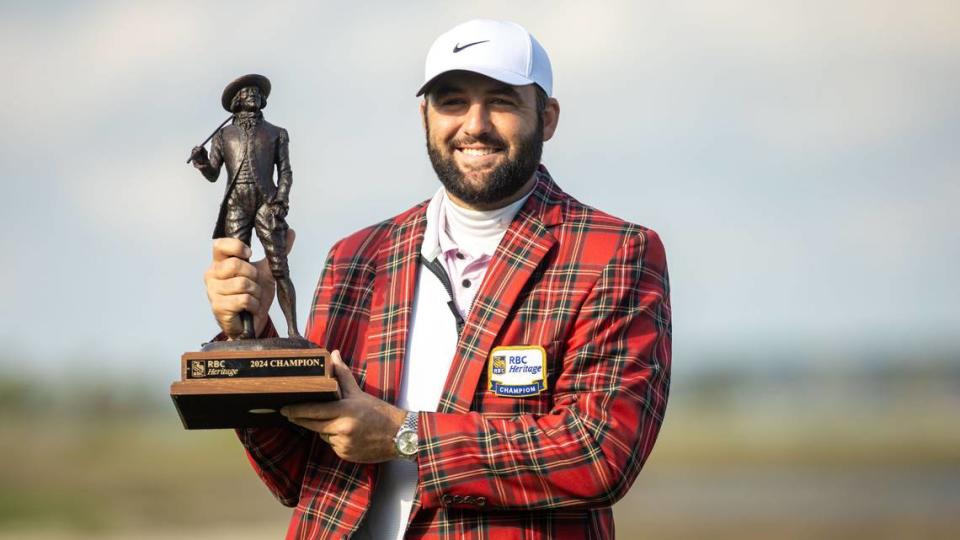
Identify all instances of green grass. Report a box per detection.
[0,414,290,534]
[0,387,957,538]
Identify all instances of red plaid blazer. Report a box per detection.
[238,167,672,539]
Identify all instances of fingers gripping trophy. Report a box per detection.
[171,74,338,430]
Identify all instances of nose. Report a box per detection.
[462,102,492,138]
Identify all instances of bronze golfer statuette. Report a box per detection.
[171,74,338,430]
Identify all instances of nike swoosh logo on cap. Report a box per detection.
[453,40,490,53]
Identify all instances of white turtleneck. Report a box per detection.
[440,189,529,258]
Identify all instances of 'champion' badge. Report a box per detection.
[488,345,548,397]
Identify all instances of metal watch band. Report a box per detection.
[401,410,418,432]
[394,411,419,460]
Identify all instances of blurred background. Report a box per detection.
[1,1,958,538]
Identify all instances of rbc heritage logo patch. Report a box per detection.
[488,345,548,397]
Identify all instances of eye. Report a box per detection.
[434,97,468,111]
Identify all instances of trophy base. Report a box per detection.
[170,342,339,430]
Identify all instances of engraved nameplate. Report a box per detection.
[186,357,325,379]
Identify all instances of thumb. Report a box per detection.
[330,350,361,397]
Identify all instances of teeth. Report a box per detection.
[460,148,497,156]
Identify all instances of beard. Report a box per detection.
[426,117,543,207]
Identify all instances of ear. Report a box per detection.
[541,98,560,142]
[419,99,428,132]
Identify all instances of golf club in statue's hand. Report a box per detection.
[187,116,233,164]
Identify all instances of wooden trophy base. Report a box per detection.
[170,339,339,430]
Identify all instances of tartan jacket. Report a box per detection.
[238,167,672,539]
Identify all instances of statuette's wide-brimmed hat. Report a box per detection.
[221,74,271,111]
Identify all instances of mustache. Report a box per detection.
[451,133,507,149]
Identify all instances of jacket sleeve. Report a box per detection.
[275,128,292,202]
[198,130,223,182]
[232,318,315,507]
[234,242,343,507]
[416,230,672,510]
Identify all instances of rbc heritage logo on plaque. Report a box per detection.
[191,360,206,378]
[488,345,548,397]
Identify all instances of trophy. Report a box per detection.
[171,74,338,429]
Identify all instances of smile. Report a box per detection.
[456,146,503,156]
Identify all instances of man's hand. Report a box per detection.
[203,229,295,339]
[282,351,407,464]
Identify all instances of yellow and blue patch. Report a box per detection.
[488,345,548,397]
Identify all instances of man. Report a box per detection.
[192,74,301,339]
[204,19,671,539]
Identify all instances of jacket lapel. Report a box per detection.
[361,206,427,403]
[436,171,565,413]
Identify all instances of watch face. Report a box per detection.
[397,430,418,456]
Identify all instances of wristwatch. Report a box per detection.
[393,411,419,460]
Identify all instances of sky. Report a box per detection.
[0,0,958,382]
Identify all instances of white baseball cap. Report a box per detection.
[416,19,553,97]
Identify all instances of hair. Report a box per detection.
[534,85,548,117]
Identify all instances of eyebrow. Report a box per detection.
[488,85,522,100]
[430,83,523,101]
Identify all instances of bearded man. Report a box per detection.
[203,19,672,539]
